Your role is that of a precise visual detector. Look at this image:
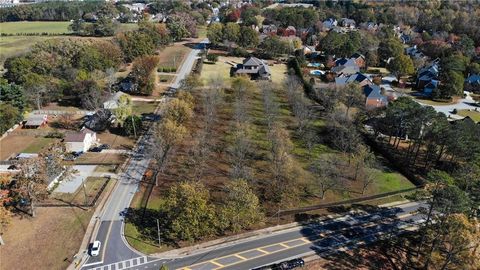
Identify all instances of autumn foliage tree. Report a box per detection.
[130,55,159,95]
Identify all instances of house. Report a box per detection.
[23,114,47,129]
[423,80,439,95]
[465,74,480,87]
[122,3,146,13]
[405,45,425,59]
[360,22,379,31]
[119,80,137,93]
[335,72,371,87]
[64,128,97,153]
[103,91,129,110]
[262,24,278,35]
[340,18,356,29]
[416,62,440,90]
[234,57,271,80]
[363,85,388,109]
[323,18,338,30]
[332,58,360,75]
[350,53,366,68]
[84,109,115,132]
[400,33,411,44]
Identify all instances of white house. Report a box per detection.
[64,128,97,153]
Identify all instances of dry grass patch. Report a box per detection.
[0,207,93,270]
[75,152,126,165]
[96,131,135,150]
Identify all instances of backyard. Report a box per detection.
[457,109,480,122]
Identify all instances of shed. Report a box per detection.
[24,114,47,129]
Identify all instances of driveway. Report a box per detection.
[415,91,479,118]
[55,165,97,193]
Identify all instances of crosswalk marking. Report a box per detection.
[92,256,149,270]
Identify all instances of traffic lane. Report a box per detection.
[82,221,112,269]
[103,221,143,265]
[164,206,421,269]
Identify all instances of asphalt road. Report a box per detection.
[82,201,426,270]
[81,40,208,270]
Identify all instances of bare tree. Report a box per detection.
[229,123,251,180]
[326,110,361,155]
[339,83,365,118]
[105,67,117,94]
[361,168,376,194]
[189,128,210,181]
[259,81,279,129]
[310,155,343,200]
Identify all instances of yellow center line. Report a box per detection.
[280,243,290,248]
[210,261,224,267]
[235,254,247,260]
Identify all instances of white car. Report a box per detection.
[90,241,101,256]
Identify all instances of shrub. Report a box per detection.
[206,54,218,63]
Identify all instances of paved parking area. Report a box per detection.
[55,165,97,193]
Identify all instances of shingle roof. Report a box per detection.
[64,128,95,142]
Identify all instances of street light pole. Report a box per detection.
[156,218,161,247]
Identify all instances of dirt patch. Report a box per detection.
[0,207,93,270]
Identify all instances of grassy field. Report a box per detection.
[21,137,54,153]
[457,109,480,122]
[0,21,71,34]
[132,101,159,115]
[0,207,93,270]
[157,43,191,70]
[200,56,287,86]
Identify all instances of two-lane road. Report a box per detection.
[83,201,426,270]
[81,39,208,270]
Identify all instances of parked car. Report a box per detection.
[89,144,110,152]
[90,240,101,256]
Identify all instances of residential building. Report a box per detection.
[332,58,360,75]
[234,57,271,80]
[322,18,338,30]
[363,85,388,109]
[350,53,366,68]
[340,18,356,29]
[335,72,371,87]
[64,128,98,153]
[262,24,278,35]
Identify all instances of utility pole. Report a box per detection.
[131,116,137,138]
[156,219,161,246]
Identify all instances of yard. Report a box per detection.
[51,176,111,206]
[0,207,93,270]
[95,130,135,150]
[0,134,55,160]
[132,101,160,115]
[457,109,480,122]
[0,21,71,34]
[200,56,287,85]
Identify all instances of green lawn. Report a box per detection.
[132,101,159,115]
[0,35,54,62]
[0,21,71,34]
[457,109,480,122]
[373,171,415,193]
[22,137,54,153]
[197,25,207,39]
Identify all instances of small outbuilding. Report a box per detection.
[23,114,47,129]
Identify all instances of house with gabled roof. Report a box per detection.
[335,72,371,87]
[332,58,360,75]
[323,18,338,30]
[64,128,97,153]
[363,85,388,109]
[234,57,271,80]
[339,18,356,29]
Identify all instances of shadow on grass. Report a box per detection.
[124,207,179,248]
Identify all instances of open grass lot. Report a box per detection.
[0,207,93,270]
[0,35,53,62]
[21,137,54,153]
[157,42,191,70]
[0,21,71,34]
[132,101,159,115]
[457,109,480,122]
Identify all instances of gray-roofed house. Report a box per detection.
[23,114,47,129]
[234,57,271,80]
[340,18,356,29]
[335,72,371,87]
[332,58,360,75]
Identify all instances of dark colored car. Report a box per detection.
[252,258,305,270]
